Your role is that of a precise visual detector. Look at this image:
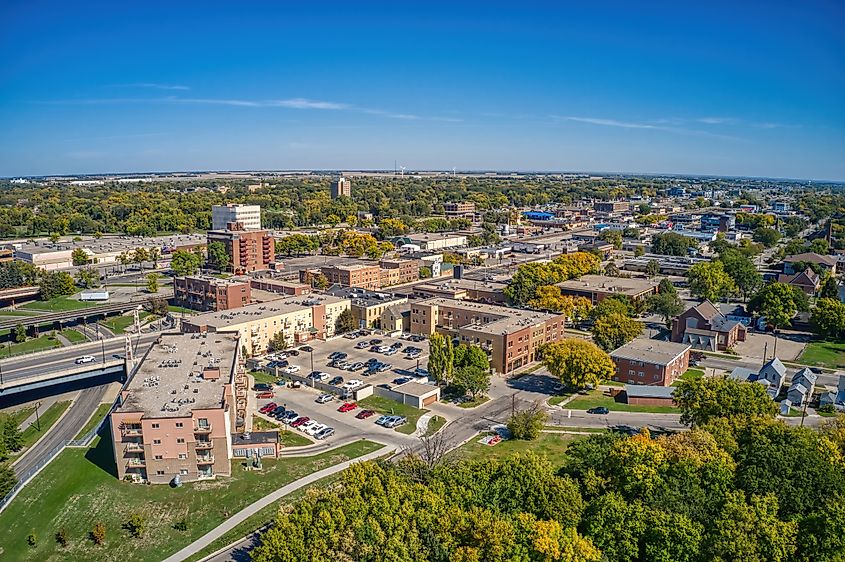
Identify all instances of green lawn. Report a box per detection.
[99,312,151,335]
[20,297,99,312]
[74,403,113,440]
[358,395,427,435]
[279,430,313,447]
[18,401,72,452]
[0,333,62,358]
[567,390,680,414]
[250,369,277,386]
[671,368,705,387]
[548,392,575,406]
[60,329,88,344]
[543,426,609,433]
[799,341,845,369]
[453,432,582,469]
[167,305,196,315]
[5,405,36,427]
[0,435,383,562]
[457,395,490,409]
[425,415,446,436]
[0,309,41,317]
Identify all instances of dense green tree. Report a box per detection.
[0,464,17,497]
[651,232,699,256]
[453,344,489,371]
[647,290,684,329]
[687,261,737,302]
[14,323,26,343]
[71,247,90,266]
[795,495,845,562]
[720,251,763,301]
[819,275,839,300]
[145,272,160,294]
[170,249,202,276]
[752,227,781,248]
[505,252,600,304]
[427,333,455,385]
[645,259,660,277]
[333,308,356,333]
[507,406,548,440]
[591,312,643,351]
[581,492,646,562]
[810,238,830,255]
[812,297,845,339]
[748,282,809,332]
[599,229,622,249]
[706,492,797,562]
[541,339,615,388]
[452,366,490,399]
[674,376,778,427]
[39,270,76,300]
[75,267,99,289]
[206,241,230,271]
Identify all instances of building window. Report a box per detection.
[153,439,161,445]
[151,423,160,429]
[178,453,187,460]
[175,422,184,428]
[180,469,189,475]
[176,438,185,444]
[155,455,163,460]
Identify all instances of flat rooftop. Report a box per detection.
[184,294,349,329]
[324,286,407,307]
[116,333,238,417]
[420,278,508,292]
[610,339,691,366]
[556,274,660,296]
[11,233,207,256]
[419,297,559,334]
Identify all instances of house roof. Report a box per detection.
[691,300,721,320]
[777,268,820,287]
[783,252,837,267]
[610,339,691,366]
[792,367,819,387]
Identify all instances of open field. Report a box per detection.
[358,395,427,435]
[0,333,62,358]
[60,329,88,343]
[19,297,99,312]
[0,434,382,562]
[798,341,845,369]
[453,432,583,469]
[566,390,680,414]
[99,312,150,335]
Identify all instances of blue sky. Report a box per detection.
[1,1,843,180]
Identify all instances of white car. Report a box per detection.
[342,379,363,390]
[298,420,318,433]
[305,423,327,436]
[376,346,391,353]
[282,365,301,374]
[316,393,334,404]
[75,355,96,364]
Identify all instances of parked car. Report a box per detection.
[375,415,391,426]
[390,342,403,349]
[282,365,301,374]
[299,420,318,433]
[377,363,391,372]
[314,427,335,440]
[271,406,286,417]
[343,332,358,339]
[75,355,96,364]
[384,416,407,428]
[328,375,344,386]
[377,383,391,390]
[281,411,299,423]
[299,345,313,352]
[306,423,327,436]
[287,350,300,356]
[355,341,369,349]
[349,362,365,371]
[587,407,609,415]
[343,379,363,389]
[253,383,272,392]
[363,368,378,376]
[315,372,329,382]
[259,402,277,414]
[338,402,358,413]
[290,416,310,428]
[316,393,334,404]
[369,339,383,345]
[383,348,398,356]
[393,376,411,385]
[329,352,348,360]
[356,409,376,419]
[288,381,301,389]
[256,391,274,399]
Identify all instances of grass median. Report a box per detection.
[566,390,680,414]
[358,395,427,435]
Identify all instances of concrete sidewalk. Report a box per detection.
[162,443,395,562]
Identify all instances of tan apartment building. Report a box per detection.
[444,201,476,219]
[410,298,566,374]
[249,277,312,296]
[173,275,252,311]
[413,278,507,304]
[110,333,248,484]
[181,294,350,355]
[325,286,408,329]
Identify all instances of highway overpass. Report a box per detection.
[0,297,157,331]
[0,333,159,406]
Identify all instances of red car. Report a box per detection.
[256,391,274,399]
[290,416,310,428]
[259,402,277,414]
[337,402,358,413]
[355,409,375,419]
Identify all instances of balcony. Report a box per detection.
[124,443,144,453]
[126,457,146,467]
[196,441,213,450]
[194,425,212,433]
[197,455,214,464]
[121,427,143,437]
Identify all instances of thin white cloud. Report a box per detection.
[272,98,349,110]
[696,117,738,125]
[556,115,745,141]
[115,83,191,91]
[560,116,660,129]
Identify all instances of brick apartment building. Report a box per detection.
[173,276,251,311]
[319,264,382,290]
[207,226,274,274]
[556,274,660,305]
[609,339,691,386]
[379,258,420,285]
[410,297,566,374]
[444,201,476,219]
[110,333,248,484]
[249,277,312,296]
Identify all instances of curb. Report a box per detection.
[10,397,75,469]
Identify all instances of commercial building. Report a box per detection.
[672,300,747,351]
[412,278,507,304]
[207,226,275,274]
[700,213,735,233]
[324,286,409,329]
[444,201,476,219]
[609,339,691,386]
[594,201,629,213]
[249,277,312,296]
[410,298,566,374]
[379,258,420,285]
[319,263,382,290]
[556,275,660,305]
[403,233,467,251]
[182,294,350,355]
[211,204,262,231]
[623,385,677,407]
[173,276,252,311]
[330,176,351,198]
[110,333,248,484]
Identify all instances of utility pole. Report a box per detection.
[35,401,42,431]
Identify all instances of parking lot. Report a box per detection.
[273,332,430,393]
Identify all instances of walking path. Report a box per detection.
[414,412,433,436]
[162,444,395,562]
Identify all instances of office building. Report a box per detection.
[379,258,420,285]
[443,201,476,219]
[181,294,350,355]
[110,333,248,484]
[410,298,566,374]
[555,275,660,305]
[412,278,507,304]
[331,176,351,198]
[173,276,252,311]
[212,204,262,231]
[207,227,275,274]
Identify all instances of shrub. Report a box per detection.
[174,519,188,532]
[55,527,69,547]
[91,522,106,545]
[507,406,548,440]
[26,532,37,547]
[124,513,146,538]
[818,403,837,414]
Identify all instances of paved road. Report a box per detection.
[12,383,109,477]
[163,444,394,562]
[701,355,841,388]
[0,333,159,386]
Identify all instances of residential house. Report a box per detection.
[787,367,818,408]
[729,357,787,399]
[671,300,747,351]
[777,268,820,295]
[819,374,845,412]
[783,252,837,275]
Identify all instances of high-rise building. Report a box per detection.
[211,204,262,231]
[330,176,351,199]
[207,226,275,274]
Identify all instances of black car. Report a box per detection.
[299,346,313,352]
[329,375,344,386]
[377,383,392,390]
[271,406,286,417]
[587,407,609,415]
[253,383,272,392]
[369,339,383,345]
[390,342,403,349]
[287,350,300,357]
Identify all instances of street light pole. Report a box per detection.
[101,338,106,364]
[35,401,42,431]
